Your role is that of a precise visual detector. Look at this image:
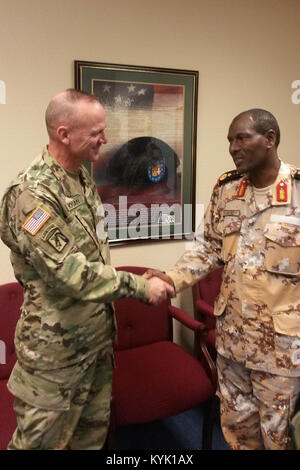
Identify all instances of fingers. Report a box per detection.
[143,269,175,289]
[146,276,175,305]
[143,269,161,280]
[164,281,175,298]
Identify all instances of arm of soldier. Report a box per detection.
[147,277,175,305]
[9,190,148,304]
[145,185,224,293]
[143,269,175,287]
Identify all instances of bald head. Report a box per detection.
[45,89,102,140]
[231,108,280,148]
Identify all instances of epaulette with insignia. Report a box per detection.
[217,170,243,186]
[293,170,300,180]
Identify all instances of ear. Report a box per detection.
[265,129,276,149]
[56,126,70,145]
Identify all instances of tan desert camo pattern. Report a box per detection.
[217,354,300,450]
[167,161,300,376]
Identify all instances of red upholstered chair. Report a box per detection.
[192,267,223,359]
[112,266,217,450]
[0,282,23,450]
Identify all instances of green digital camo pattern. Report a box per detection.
[217,354,300,450]
[167,161,300,377]
[8,344,114,450]
[0,147,148,373]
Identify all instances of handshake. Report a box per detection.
[143,269,175,306]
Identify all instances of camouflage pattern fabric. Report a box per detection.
[167,161,300,377]
[166,160,300,449]
[0,147,148,449]
[290,392,300,449]
[8,343,114,450]
[217,354,300,450]
[0,147,148,371]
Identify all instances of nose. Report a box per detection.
[100,130,108,145]
[229,138,240,156]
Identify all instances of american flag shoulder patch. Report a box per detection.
[22,207,51,235]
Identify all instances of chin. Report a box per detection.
[90,153,101,163]
[235,164,247,174]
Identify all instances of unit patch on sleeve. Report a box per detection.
[47,228,69,252]
[22,207,51,235]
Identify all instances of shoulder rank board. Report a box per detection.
[218,170,243,186]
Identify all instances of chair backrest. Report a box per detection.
[0,282,23,380]
[195,267,223,306]
[114,266,171,351]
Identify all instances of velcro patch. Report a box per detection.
[224,210,240,217]
[22,207,51,235]
[47,229,69,252]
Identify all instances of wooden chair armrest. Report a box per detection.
[168,304,217,390]
[195,300,216,330]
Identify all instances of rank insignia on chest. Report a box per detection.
[236,178,247,197]
[276,180,288,202]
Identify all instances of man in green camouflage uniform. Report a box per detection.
[0,89,174,450]
[145,109,300,450]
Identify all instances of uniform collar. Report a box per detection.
[243,160,292,207]
[42,146,68,182]
[236,160,292,215]
[42,146,85,197]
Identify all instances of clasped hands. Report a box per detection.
[143,269,175,306]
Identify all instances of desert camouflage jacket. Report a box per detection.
[0,147,148,370]
[167,161,300,376]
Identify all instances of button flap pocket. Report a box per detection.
[264,223,300,275]
[273,311,300,338]
[264,222,300,247]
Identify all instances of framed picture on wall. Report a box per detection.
[75,60,198,244]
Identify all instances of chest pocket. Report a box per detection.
[264,222,300,275]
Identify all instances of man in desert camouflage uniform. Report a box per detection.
[145,109,300,450]
[0,89,174,450]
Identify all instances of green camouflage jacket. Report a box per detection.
[0,147,148,370]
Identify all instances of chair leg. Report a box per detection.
[201,394,219,450]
